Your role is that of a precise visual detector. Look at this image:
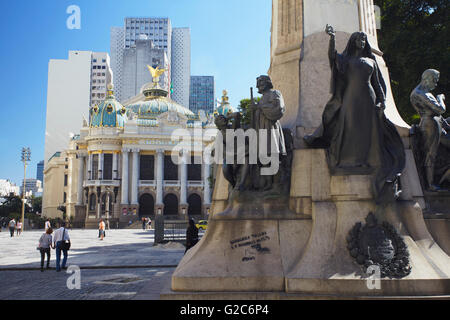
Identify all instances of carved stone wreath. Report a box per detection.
[347,212,412,279]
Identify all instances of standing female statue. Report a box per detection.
[304,25,405,204]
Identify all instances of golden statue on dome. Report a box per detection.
[147,65,166,87]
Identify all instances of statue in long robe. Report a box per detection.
[304,26,405,205]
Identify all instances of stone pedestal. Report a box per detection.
[165,149,450,298]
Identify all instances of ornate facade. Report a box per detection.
[43,76,228,227]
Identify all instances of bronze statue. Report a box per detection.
[304,25,405,205]
[410,69,449,190]
[249,75,287,191]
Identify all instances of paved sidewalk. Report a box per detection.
[0,229,185,269]
[0,228,188,299]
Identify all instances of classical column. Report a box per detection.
[112,152,118,180]
[76,155,85,205]
[131,149,140,205]
[156,149,164,205]
[180,151,188,205]
[203,162,211,204]
[98,152,104,180]
[121,150,129,205]
[88,153,93,180]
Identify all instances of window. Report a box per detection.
[140,155,155,180]
[103,154,113,180]
[89,193,96,211]
[64,174,68,186]
[164,155,178,181]
[92,154,99,180]
[102,59,106,63]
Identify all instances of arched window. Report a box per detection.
[187,193,202,216]
[139,194,155,217]
[163,194,178,216]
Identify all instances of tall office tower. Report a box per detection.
[44,51,112,166]
[36,160,44,184]
[110,26,125,102]
[90,52,113,107]
[111,17,172,102]
[190,76,215,114]
[122,36,169,102]
[171,28,191,108]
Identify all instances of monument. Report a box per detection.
[162,0,450,299]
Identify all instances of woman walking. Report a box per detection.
[16,220,22,236]
[38,227,54,271]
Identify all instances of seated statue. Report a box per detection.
[410,69,449,190]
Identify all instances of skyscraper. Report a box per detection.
[111,17,172,103]
[111,18,191,107]
[44,51,112,166]
[36,160,44,184]
[122,36,169,102]
[190,76,215,114]
[171,28,191,108]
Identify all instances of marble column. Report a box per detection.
[121,150,129,205]
[203,162,211,204]
[99,153,104,180]
[112,152,118,180]
[131,149,140,205]
[180,151,188,205]
[77,155,85,205]
[88,153,93,180]
[156,149,164,205]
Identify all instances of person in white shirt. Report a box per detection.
[53,222,70,272]
[45,220,51,232]
[8,219,15,237]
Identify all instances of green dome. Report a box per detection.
[214,90,235,116]
[126,82,194,119]
[90,85,127,128]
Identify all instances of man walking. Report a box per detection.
[8,218,16,237]
[45,219,51,232]
[53,222,70,272]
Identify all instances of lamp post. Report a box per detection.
[21,147,31,232]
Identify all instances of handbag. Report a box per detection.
[61,228,71,251]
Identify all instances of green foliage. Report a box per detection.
[374,0,450,124]
[0,195,30,217]
[239,97,260,126]
[31,196,42,213]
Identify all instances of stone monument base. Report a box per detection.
[165,149,450,298]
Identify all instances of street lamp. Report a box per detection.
[21,147,31,232]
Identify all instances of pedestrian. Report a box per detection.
[45,219,51,232]
[185,218,199,254]
[8,218,16,237]
[147,217,152,230]
[16,220,22,236]
[38,227,54,271]
[98,219,105,240]
[53,222,71,272]
[142,217,146,230]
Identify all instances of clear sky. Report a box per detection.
[0,0,272,186]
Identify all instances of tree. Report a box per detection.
[238,97,260,127]
[0,195,24,217]
[374,0,450,124]
[31,196,42,214]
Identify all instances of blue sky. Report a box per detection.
[0,0,271,186]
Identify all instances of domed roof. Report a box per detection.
[126,78,195,119]
[215,90,235,116]
[90,84,127,128]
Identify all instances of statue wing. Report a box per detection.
[147,65,157,78]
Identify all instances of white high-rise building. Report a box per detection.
[111,18,191,107]
[111,17,172,103]
[122,36,169,102]
[44,51,112,166]
[171,28,191,108]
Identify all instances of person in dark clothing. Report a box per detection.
[185,218,199,254]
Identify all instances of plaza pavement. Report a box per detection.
[0,228,192,299]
